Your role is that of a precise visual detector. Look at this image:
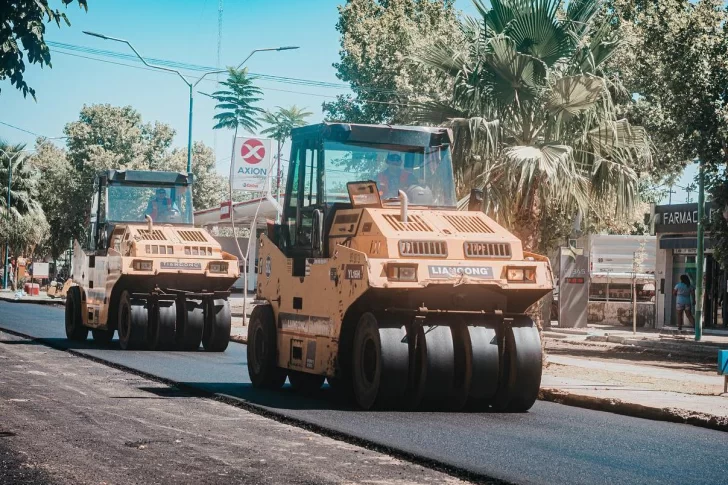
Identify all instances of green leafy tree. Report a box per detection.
[0,1,89,99]
[260,105,313,191]
[414,0,651,252]
[323,0,460,123]
[161,142,227,210]
[30,138,79,260]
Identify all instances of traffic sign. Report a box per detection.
[232,137,273,192]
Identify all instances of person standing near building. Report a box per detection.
[673,274,696,331]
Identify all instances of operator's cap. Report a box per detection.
[386,153,402,165]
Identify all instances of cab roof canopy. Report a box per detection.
[291,122,453,147]
[102,169,193,186]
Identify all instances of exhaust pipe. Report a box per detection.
[145,214,153,232]
[398,190,408,223]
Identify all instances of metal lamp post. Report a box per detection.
[694,158,705,341]
[83,31,299,174]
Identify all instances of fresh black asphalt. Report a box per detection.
[1,301,725,485]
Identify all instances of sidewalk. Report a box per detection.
[542,324,728,431]
[0,289,62,305]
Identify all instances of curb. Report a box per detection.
[0,295,62,306]
[539,388,728,433]
[227,333,728,433]
[230,334,247,345]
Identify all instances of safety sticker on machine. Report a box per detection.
[280,312,332,336]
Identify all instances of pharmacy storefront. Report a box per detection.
[652,202,726,328]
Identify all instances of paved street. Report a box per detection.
[0,329,462,485]
[1,301,726,485]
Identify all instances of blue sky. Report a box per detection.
[0,0,693,204]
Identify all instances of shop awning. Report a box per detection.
[658,237,714,250]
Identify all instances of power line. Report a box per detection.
[49,49,413,108]
[0,121,65,139]
[46,40,404,96]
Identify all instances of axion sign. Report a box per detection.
[232,137,273,192]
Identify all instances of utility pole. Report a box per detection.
[695,158,705,341]
[667,185,675,205]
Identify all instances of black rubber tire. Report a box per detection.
[176,300,204,351]
[65,286,88,342]
[449,323,473,411]
[247,305,287,389]
[406,324,427,409]
[351,313,409,410]
[419,325,456,409]
[202,299,231,352]
[288,370,325,394]
[148,301,176,350]
[492,316,542,412]
[91,328,115,346]
[468,325,500,409]
[118,291,148,350]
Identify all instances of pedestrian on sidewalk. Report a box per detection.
[673,274,696,331]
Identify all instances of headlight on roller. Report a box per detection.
[387,263,418,282]
[507,268,524,281]
[506,266,537,283]
[133,260,153,271]
[208,262,228,274]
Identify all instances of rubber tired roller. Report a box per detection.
[249,123,553,411]
[65,170,239,352]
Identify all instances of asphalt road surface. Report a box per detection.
[1,301,726,485]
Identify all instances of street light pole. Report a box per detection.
[695,158,705,341]
[83,31,298,174]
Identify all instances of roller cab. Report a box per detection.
[249,123,553,411]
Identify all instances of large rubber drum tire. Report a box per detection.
[288,371,325,394]
[91,328,115,346]
[117,291,148,350]
[449,323,473,411]
[247,305,287,389]
[351,313,409,410]
[202,299,231,352]
[468,325,500,409]
[176,300,204,351]
[419,325,456,409]
[148,301,176,350]
[492,317,542,412]
[65,286,88,342]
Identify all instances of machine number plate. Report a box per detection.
[428,265,493,279]
[345,264,363,280]
[161,262,202,270]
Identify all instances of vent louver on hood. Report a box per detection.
[137,229,167,241]
[443,215,493,233]
[177,230,208,243]
[382,214,432,232]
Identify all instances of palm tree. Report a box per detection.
[414,0,651,252]
[260,105,313,193]
[212,67,265,134]
[211,67,265,313]
[0,141,41,218]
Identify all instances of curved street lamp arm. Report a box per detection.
[83,31,191,87]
